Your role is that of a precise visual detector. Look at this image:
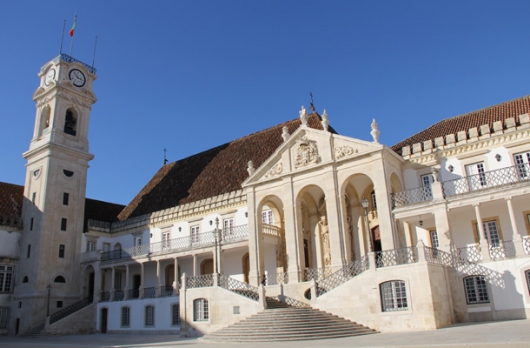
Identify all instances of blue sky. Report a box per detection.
[1,1,530,205]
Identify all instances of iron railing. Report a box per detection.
[113,289,125,301]
[159,285,174,297]
[186,274,214,289]
[391,186,433,208]
[263,272,288,286]
[489,241,516,260]
[443,163,530,197]
[143,287,157,298]
[423,246,455,267]
[375,247,417,268]
[457,244,482,263]
[218,274,259,301]
[101,225,249,262]
[316,256,369,297]
[54,53,97,74]
[128,289,140,299]
[49,298,92,324]
[302,267,333,282]
[100,291,110,302]
[524,236,530,255]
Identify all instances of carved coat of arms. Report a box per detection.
[294,137,320,168]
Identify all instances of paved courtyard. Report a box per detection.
[0,320,528,348]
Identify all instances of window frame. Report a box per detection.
[0,307,9,329]
[262,209,273,225]
[380,280,408,312]
[145,305,155,327]
[463,275,490,304]
[0,265,14,293]
[171,304,180,325]
[193,298,209,322]
[190,225,200,244]
[121,306,130,327]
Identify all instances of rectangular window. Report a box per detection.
[172,304,180,325]
[56,301,63,308]
[121,307,130,327]
[32,192,36,204]
[0,308,9,329]
[162,231,171,249]
[58,244,65,258]
[63,192,69,206]
[0,266,14,293]
[421,174,434,200]
[483,220,501,247]
[145,305,155,326]
[191,226,200,243]
[27,245,31,258]
[134,236,142,255]
[193,298,209,321]
[30,218,34,231]
[262,210,273,225]
[114,272,122,290]
[464,276,490,304]
[380,280,408,312]
[514,151,530,179]
[61,218,67,231]
[223,218,234,236]
[465,162,487,190]
[103,243,111,252]
[86,241,96,252]
[430,230,439,249]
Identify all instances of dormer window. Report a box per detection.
[64,109,77,136]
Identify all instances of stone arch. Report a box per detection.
[201,258,213,275]
[296,184,328,271]
[84,264,96,301]
[64,107,78,136]
[39,105,51,137]
[256,195,286,280]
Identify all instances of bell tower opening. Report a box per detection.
[64,109,77,136]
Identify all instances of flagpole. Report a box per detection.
[91,36,98,69]
[69,14,77,56]
[59,20,66,54]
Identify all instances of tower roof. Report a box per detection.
[118,113,335,220]
[0,182,24,221]
[391,95,530,155]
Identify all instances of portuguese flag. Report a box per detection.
[69,16,76,37]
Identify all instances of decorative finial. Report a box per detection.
[309,92,315,112]
[282,126,290,142]
[247,160,255,176]
[163,148,168,165]
[299,106,308,126]
[321,109,329,132]
[370,119,380,143]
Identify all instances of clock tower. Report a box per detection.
[13,54,97,334]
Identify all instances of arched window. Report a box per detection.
[64,109,77,136]
[380,280,407,312]
[193,298,208,321]
[54,276,66,283]
[121,306,130,327]
[39,106,51,135]
[463,276,489,304]
[145,305,155,326]
[22,276,29,283]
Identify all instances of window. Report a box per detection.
[30,218,33,231]
[63,192,69,205]
[514,151,530,179]
[371,190,378,210]
[0,266,14,293]
[145,305,155,326]
[464,276,489,304]
[32,192,36,204]
[22,276,28,283]
[61,218,67,231]
[54,276,66,283]
[421,174,434,199]
[483,220,501,247]
[103,243,111,252]
[380,280,408,312]
[162,231,171,249]
[172,304,180,325]
[262,210,273,225]
[191,226,200,243]
[27,245,31,258]
[115,272,122,290]
[56,301,63,308]
[193,298,209,321]
[134,236,142,255]
[121,307,130,327]
[465,162,487,190]
[0,308,9,329]
[86,241,96,252]
[223,218,234,236]
[58,244,65,258]
[430,230,439,249]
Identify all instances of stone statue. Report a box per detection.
[371,118,380,143]
[319,215,331,266]
[247,160,255,176]
[282,126,290,142]
[321,109,329,132]
[299,106,308,126]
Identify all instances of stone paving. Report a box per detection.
[0,319,529,348]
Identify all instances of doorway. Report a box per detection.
[88,272,95,301]
[100,308,108,333]
[372,226,382,252]
[132,274,141,298]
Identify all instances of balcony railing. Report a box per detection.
[100,225,249,263]
[301,267,333,282]
[113,289,125,301]
[375,247,417,268]
[443,163,530,197]
[391,186,433,208]
[186,274,214,289]
[524,236,530,255]
[262,224,282,237]
[457,244,482,263]
[489,240,516,260]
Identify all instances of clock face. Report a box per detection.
[45,69,55,86]
[69,69,86,87]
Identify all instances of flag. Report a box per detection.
[69,16,76,37]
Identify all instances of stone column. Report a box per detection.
[373,164,396,251]
[283,177,302,283]
[322,192,345,270]
[505,197,525,256]
[403,221,413,247]
[124,265,130,299]
[140,262,145,298]
[247,188,263,286]
[110,267,116,300]
[192,255,197,276]
[474,204,490,261]
[433,206,452,252]
[93,264,101,303]
[156,260,161,296]
[173,257,179,295]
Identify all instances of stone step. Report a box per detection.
[201,303,378,342]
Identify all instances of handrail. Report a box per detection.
[49,298,92,324]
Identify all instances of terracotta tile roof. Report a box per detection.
[391,95,530,155]
[83,198,125,231]
[118,113,335,220]
[0,181,24,219]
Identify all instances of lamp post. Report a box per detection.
[46,284,52,317]
[361,197,374,252]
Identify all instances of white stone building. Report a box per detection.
[0,53,529,337]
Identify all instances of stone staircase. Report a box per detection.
[201,297,378,342]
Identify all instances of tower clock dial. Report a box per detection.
[69,69,86,87]
[44,69,55,86]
